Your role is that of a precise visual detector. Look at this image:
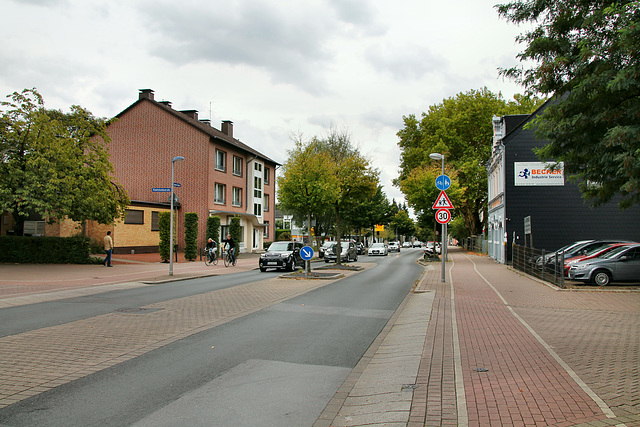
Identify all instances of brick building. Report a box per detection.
[102,89,278,254]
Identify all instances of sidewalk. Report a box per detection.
[316,247,640,427]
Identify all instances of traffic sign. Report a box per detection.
[435,209,451,224]
[152,187,171,192]
[432,190,454,210]
[435,175,451,191]
[300,246,314,261]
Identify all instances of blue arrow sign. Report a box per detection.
[435,175,451,191]
[300,246,314,261]
[152,188,171,192]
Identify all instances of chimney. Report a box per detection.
[199,119,211,126]
[139,89,155,101]
[159,100,172,108]
[221,120,233,138]
[181,110,198,120]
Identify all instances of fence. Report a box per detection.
[462,235,486,254]
[511,244,565,288]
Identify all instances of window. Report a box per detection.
[233,156,243,176]
[254,203,262,216]
[151,211,159,231]
[232,187,242,207]
[254,177,262,198]
[124,209,144,224]
[215,183,226,204]
[264,167,270,185]
[264,221,269,238]
[215,149,226,172]
[254,162,262,173]
[264,194,269,211]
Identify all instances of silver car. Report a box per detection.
[568,244,640,286]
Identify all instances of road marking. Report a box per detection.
[448,256,469,426]
[464,254,618,421]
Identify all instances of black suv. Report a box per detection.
[259,241,304,272]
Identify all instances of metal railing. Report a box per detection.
[511,244,565,288]
[462,235,487,254]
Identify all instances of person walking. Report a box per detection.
[103,231,114,267]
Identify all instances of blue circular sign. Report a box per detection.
[435,175,451,191]
[300,246,314,261]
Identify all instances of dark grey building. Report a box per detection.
[487,102,640,263]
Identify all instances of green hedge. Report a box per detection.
[184,212,198,261]
[0,235,98,264]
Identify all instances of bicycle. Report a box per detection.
[223,245,237,267]
[204,247,218,266]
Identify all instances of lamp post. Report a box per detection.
[169,156,185,276]
[429,152,446,283]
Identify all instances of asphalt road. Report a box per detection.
[0,249,423,427]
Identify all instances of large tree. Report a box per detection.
[0,88,129,235]
[395,88,542,236]
[497,1,640,208]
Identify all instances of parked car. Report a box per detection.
[536,240,594,267]
[259,241,305,272]
[568,244,640,286]
[325,241,358,263]
[425,241,441,255]
[388,242,400,252]
[368,242,388,256]
[564,243,635,276]
[412,241,423,248]
[356,242,366,255]
[318,241,334,259]
[402,242,412,248]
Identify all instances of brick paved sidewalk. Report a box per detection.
[411,248,640,427]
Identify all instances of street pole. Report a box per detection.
[169,156,184,276]
[430,152,446,283]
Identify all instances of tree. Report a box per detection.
[390,209,415,240]
[497,1,640,208]
[184,212,198,261]
[0,88,130,235]
[344,185,393,240]
[278,136,339,272]
[316,129,379,264]
[395,88,542,236]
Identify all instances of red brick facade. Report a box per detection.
[104,89,278,253]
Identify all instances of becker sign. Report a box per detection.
[514,162,564,186]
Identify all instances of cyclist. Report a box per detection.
[205,238,217,263]
[221,233,236,265]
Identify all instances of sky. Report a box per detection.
[1,0,528,208]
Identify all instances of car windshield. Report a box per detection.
[268,242,293,251]
[599,245,631,259]
[371,243,385,248]
[584,244,615,257]
[322,242,335,248]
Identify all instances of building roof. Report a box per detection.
[115,89,280,166]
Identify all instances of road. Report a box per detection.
[0,249,423,427]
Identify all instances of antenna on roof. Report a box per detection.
[208,101,213,121]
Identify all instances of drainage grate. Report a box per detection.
[473,368,489,372]
[116,307,163,314]
[401,384,419,391]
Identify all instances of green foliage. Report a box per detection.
[0,235,98,264]
[158,211,170,262]
[396,88,543,235]
[184,212,198,261]
[229,216,241,245]
[497,1,640,207]
[276,230,292,241]
[0,88,130,235]
[206,215,221,256]
[390,209,416,238]
[344,185,394,233]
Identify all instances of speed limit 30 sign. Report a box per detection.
[435,209,451,224]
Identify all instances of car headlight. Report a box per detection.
[573,263,590,271]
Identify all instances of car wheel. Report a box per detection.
[325,259,329,263]
[592,270,611,286]
[354,254,358,261]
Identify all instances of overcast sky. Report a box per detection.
[1,0,527,206]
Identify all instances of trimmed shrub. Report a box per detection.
[229,216,242,246]
[159,211,170,262]
[207,215,221,256]
[184,212,198,261]
[0,235,97,264]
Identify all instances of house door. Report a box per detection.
[253,229,260,250]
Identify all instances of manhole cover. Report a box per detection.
[116,307,163,314]
[473,368,489,372]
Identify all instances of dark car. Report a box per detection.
[259,241,304,272]
[325,241,358,263]
[568,243,640,286]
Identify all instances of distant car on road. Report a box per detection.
[259,241,304,272]
[388,242,400,252]
[318,241,334,259]
[568,244,640,286]
[412,241,422,248]
[402,242,412,248]
[325,241,358,263]
[368,243,388,256]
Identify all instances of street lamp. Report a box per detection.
[429,152,447,283]
[169,156,185,276]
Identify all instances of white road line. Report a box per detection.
[448,255,469,426]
